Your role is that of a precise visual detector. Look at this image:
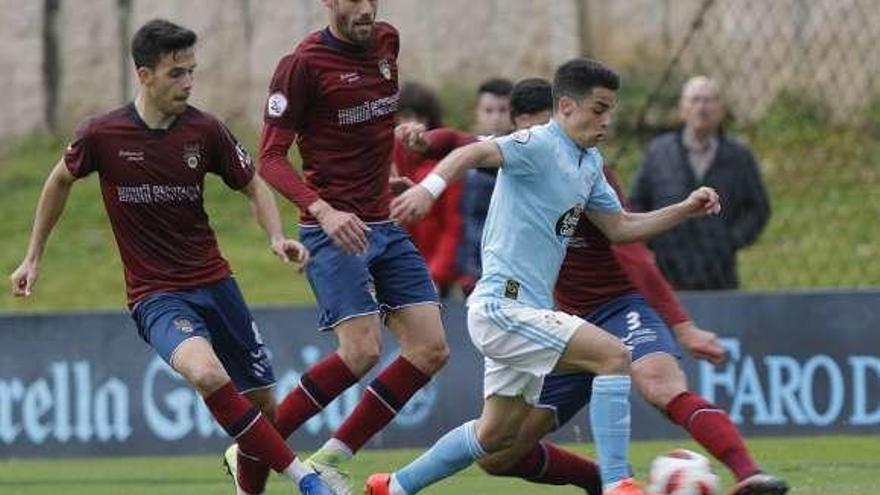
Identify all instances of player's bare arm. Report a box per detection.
[586,186,721,244]
[671,321,726,365]
[259,124,371,257]
[390,140,501,224]
[240,175,309,271]
[10,159,77,297]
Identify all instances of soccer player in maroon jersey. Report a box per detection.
[237,2,448,494]
[8,19,332,495]
[397,78,788,495]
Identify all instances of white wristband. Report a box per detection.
[420,173,448,199]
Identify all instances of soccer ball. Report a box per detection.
[647,449,721,495]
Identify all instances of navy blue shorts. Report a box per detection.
[537,293,682,429]
[300,221,440,331]
[131,277,275,393]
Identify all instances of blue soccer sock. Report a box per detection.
[589,374,633,488]
[391,419,486,494]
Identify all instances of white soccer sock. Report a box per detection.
[320,437,354,460]
[389,473,408,495]
[282,457,315,483]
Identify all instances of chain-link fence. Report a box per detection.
[605,0,880,290]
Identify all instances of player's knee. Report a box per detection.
[595,342,631,376]
[338,337,382,376]
[186,362,231,395]
[409,340,449,374]
[477,424,518,454]
[634,365,685,408]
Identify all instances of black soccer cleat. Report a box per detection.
[729,473,789,495]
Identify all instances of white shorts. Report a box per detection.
[467,298,585,404]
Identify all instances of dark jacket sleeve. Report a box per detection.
[629,141,657,213]
[728,148,771,249]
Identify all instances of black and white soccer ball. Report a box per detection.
[647,449,721,495]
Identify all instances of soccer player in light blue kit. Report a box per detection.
[366,58,722,495]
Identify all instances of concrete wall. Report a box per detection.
[1,0,878,140]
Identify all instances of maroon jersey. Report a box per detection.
[260,22,400,223]
[423,128,480,158]
[555,167,690,326]
[64,103,255,306]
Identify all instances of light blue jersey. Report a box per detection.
[470,120,622,309]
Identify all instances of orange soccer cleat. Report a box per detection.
[364,473,393,495]
[604,477,646,495]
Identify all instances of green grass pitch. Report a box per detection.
[1,435,877,494]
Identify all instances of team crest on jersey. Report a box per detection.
[378,58,392,80]
[182,142,201,169]
[555,203,585,238]
[511,129,531,144]
[173,318,194,334]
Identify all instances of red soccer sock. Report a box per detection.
[496,441,602,495]
[666,391,760,481]
[333,356,430,453]
[204,382,295,473]
[237,449,271,494]
[275,352,359,439]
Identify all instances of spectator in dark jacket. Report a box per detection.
[630,76,770,290]
[457,78,514,294]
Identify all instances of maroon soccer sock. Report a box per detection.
[275,352,359,438]
[666,391,760,481]
[497,441,602,495]
[204,382,295,473]
[333,356,430,453]
[237,449,271,494]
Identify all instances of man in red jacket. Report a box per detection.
[392,82,463,296]
[397,77,788,495]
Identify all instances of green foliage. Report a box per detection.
[0,436,876,494]
[435,83,477,131]
[755,91,831,143]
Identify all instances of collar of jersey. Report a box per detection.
[126,102,186,134]
[321,27,370,56]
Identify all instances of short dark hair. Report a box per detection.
[552,58,620,107]
[398,82,444,129]
[510,78,553,118]
[477,78,514,97]
[131,19,197,69]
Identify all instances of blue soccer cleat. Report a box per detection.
[299,472,335,495]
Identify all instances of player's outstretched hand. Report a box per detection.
[389,176,416,196]
[271,238,310,272]
[684,186,721,217]
[10,260,38,297]
[390,185,435,224]
[674,321,726,365]
[315,206,371,255]
[395,122,428,154]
